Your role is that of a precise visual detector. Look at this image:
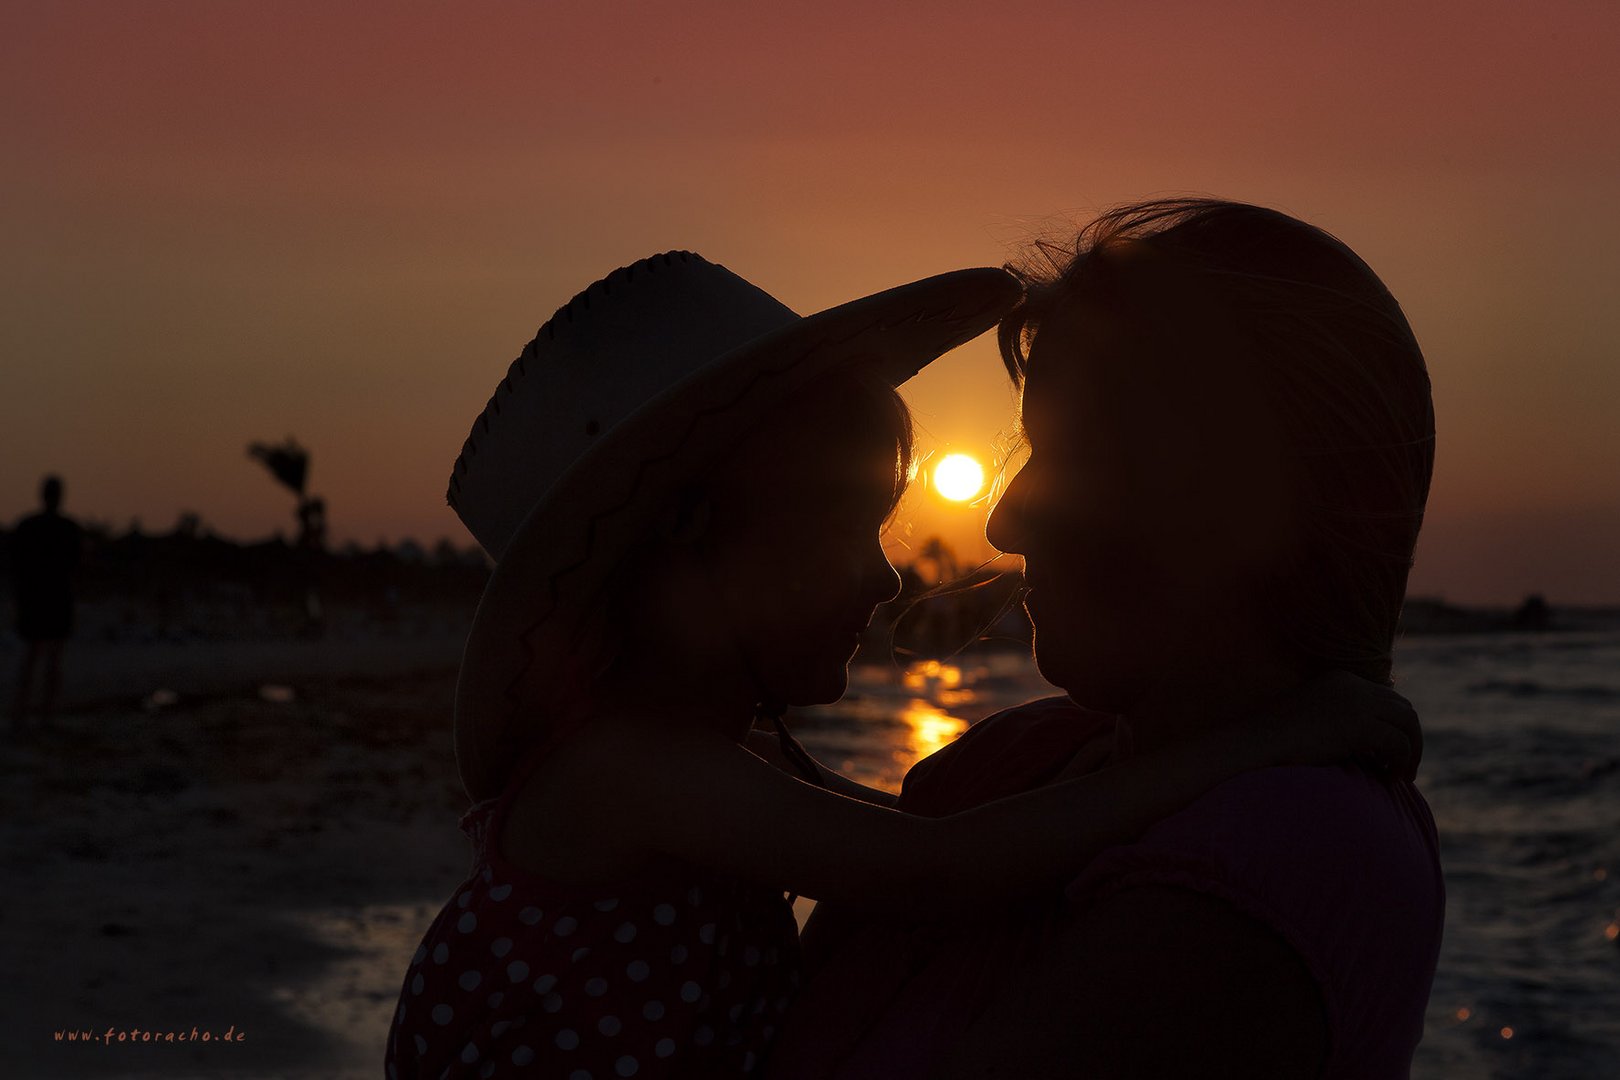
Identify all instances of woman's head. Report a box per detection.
[987,198,1434,707]
[583,369,912,711]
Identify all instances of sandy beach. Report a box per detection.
[3,632,478,1079]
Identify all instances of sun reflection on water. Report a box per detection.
[903,659,964,690]
[901,699,969,763]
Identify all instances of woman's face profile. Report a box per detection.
[987,293,1295,709]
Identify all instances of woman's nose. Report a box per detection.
[987,464,1032,555]
[867,541,904,605]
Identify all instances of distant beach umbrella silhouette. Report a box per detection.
[247,438,309,497]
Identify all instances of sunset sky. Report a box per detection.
[3,1,1617,604]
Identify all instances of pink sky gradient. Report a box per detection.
[3,1,1617,603]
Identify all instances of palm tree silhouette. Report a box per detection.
[247,436,327,634]
[247,437,308,498]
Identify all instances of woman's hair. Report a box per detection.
[999,197,1435,685]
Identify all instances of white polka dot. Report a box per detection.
[572,947,592,963]
[411,973,424,995]
[729,1003,745,1022]
[412,945,426,965]
[743,1051,757,1071]
[698,923,716,945]
[414,1034,428,1055]
[626,960,650,982]
[654,1037,676,1058]
[586,977,608,996]
[490,937,513,958]
[482,867,494,883]
[487,991,505,1009]
[693,1026,714,1047]
[491,1020,511,1038]
[613,922,637,943]
[458,970,481,991]
[542,991,564,1012]
[743,946,760,967]
[687,886,703,906]
[433,1003,454,1025]
[533,973,557,994]
[457,891,472,909]
[461,1042,480,1064]
[512,1044,534,1065]
[642,1000,665,1021]
[555,1028,579,1050]
[653,904,676,925]
[507,960,529,982]
[680,981,701,1003]
[593,896,620,911]
[481,1063,496,1079]
[458,912,477,933]
[598,1015,622,1036]
[670,945,688,964]
[489,883,512,901]
[554,916,578,936]
[433,943,449,964]
[570,1072,594,1080]
[519,906,543,925]
[615,1056,639,1077]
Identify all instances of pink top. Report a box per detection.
[766,695,1445,1079]
[386,741,802,1080]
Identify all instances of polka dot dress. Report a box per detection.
[385,750,803,1079]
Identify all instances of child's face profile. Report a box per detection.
[693,384,906,706]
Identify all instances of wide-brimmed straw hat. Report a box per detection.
[448,250,1020,803]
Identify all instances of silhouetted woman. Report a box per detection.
[770,198,1442,1080]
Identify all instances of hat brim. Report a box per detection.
[453,266,1020,802]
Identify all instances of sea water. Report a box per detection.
[788,631,1620,1079]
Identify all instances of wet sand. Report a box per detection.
[3,639,476,1078]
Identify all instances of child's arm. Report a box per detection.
[582,689,1415,920]
[742,727,899,808]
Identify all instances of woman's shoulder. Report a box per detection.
[1065,764,1446,1067]
[1066,762,1444,908]
[898,696,1115,816]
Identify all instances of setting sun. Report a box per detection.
[933,453,985,502]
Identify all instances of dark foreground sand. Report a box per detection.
[3,640,478,1078]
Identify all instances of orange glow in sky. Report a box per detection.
[3,2,1618,602]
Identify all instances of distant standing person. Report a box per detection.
[9,475,83,736]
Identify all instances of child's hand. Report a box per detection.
[1248,670,1423,782]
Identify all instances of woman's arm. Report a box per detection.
[576,699,1412,919]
